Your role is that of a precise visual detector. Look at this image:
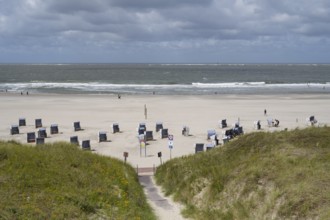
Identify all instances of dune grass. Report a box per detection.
[0,141,156,220]
[155,127,330,219]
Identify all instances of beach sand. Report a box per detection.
[1,93,330,168]
[1,93,329,219]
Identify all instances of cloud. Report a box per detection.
[0,0,330,63]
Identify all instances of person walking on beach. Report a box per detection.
[264,109,267,116]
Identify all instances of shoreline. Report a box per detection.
[1,93,329,168]
[2,91,330,99]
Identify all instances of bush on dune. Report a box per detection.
[0,141,156,220]
[155,127,330,220]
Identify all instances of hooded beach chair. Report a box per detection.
[82,140,91,150]
[156,122,163,132]
[19,118,26,126]
[74,121,82,131]
[138,123,146,135]
[10,125,19,135]
[309,116,318,126]
[70,136,79,146]
[195,143,204,153]
[206,142,215,151]
[160,128,168,139]
[27,132,36,143]
[267,118,273,127]
[35,119,42,128]
[145,131,153,141]
[220,119,227,128]
[99,131,107,142]
[139,123,146,131]
[50,124,59,134]
[36,137,45,145]
[207,129,216,140]
[38,128,47,138]
[112,123,120,133]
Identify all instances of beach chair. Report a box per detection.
[309,116,318,126]
[36,137,45,145]
[210,134,220,146]
[145,131,153,141]
[99,131,107,142]
[138,128,145,135]
[74,121,82,131]
[27,132,36,143]
[225,129,234,139]
[206,142,215,151]
[207,129,216,140]
[10,125,19,135]
[38,128,47,138]
[139,123,146,130]
[70,136,79,146]
[160,128,168,139]
[82,140,91,150]
[267,118,273,127]
[195,143,204,153]
[19,118,26,126]
[50,124,59,134]
[220,119,227,128]
[156,122,163,132]
[112,123,120,133]
[35,119,42,128]
[237,126,244,135]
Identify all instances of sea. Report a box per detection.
[0,63,329,95]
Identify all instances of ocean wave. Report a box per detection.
[0,82,190,91]
[1,82,329,94]
[192,82,266,87]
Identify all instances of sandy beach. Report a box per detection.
[1,93,329,220]
[1,93,330,168]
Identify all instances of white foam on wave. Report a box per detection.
[1,82,330,93]
[1,82,191,92]
[192,82,266,88]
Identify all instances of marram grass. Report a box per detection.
[155,127,330,220]
[0,141,156,220]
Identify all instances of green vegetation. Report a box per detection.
[0,141,156,220]
[155,127,330,219]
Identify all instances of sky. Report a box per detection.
[0,0,330,63]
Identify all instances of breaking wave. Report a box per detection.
[1,81,329,95]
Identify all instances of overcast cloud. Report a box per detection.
[0,0,329,63]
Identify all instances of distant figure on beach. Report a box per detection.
[257,120,261,130]
[144,104,147,120]
[118,94,121,99]
[20,91,23,95]
[264,109,267,116]
[26,91,29,95]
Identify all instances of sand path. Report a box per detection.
[139,175,187,220]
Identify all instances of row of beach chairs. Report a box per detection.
[10,118,190,150]
[10,118,123,150]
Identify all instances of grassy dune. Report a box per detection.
[0,141,156,220]
[155,127,330,219]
